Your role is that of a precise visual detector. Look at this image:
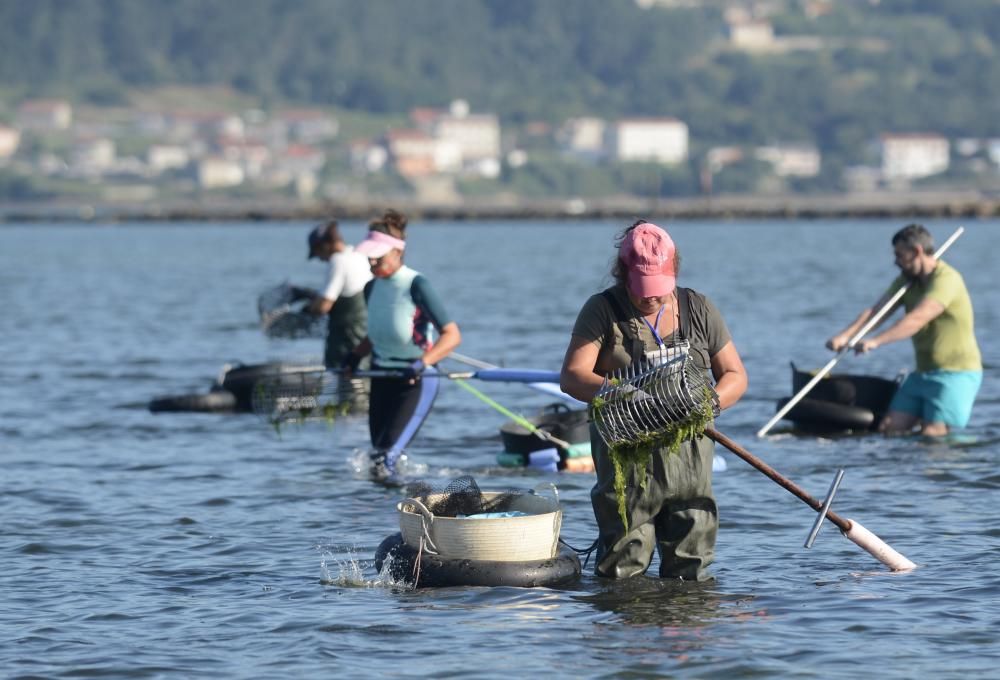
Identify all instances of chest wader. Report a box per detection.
[591,288,718,581]
[325,291,369,409]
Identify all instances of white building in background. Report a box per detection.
[880,133,950,180]
[221,142,272,179]
[385,130,462,178]
[470,157,501,179]
[506,149,528,168]
[404,100,501,177]
[705,146,744,173]
[755,144,821,177]
[386,130,438,178]
[954,138,983,157]
[433,101,501,165]
[558,117,606,159]
[988,139,1000,168]
[167,112,245,143]
[197,157,245,188]
[273,144,326,177]
[253,144,326,191]
[147,145,190,174]
[609,118,689,164]
[0,126,21,158]
[728,19,775,51]
[72,137,115,173]
[349,139,387,174]
[17,99,73,131]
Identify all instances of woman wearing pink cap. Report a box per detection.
[560,220,747,581]
[342,210,462,478]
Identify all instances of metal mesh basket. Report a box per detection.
[250,364,367,424]
[591,351,720,449]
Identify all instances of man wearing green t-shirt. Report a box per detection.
[827,224,982,436]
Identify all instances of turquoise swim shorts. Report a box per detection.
[889,369,983,428]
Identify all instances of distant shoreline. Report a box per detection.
[3,190,999,222]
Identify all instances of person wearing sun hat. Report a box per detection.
[342,209,462,478]
[304,219,372,372]
[559,219,747,581]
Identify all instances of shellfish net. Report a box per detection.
[404,475,525,518]
[250,365,364,424]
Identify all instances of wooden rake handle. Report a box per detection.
[705,427,915,571]
[706,427,850,532]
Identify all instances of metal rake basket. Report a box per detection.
[590,352,720,449]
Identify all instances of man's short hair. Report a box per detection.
[892,223,935,255]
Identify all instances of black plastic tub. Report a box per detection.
[776,362,900,433]
[499,403,589,454]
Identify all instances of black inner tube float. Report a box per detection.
[374,532,581,588]
[148,388,237,413]
[777,363,900,433]
[148,361,324,414]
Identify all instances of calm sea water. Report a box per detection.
[2,219,999,678]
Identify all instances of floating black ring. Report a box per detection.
[148,389,237,413]
[374,532,581,588]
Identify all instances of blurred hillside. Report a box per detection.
[2,0,1000,215]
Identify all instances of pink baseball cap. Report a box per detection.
[355,230,406,258]
[620,223,676,297]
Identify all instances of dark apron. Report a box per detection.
[324,292,367,369]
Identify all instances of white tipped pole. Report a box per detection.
[843,519,916,571]
[706,428,916,572]
[757,226,966,438]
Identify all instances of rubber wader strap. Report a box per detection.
[676,286,692,338]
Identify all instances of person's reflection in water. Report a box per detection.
[573,576,768,660]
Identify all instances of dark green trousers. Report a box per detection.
[324,292,367,369]
[325,292,369,409]
[590,424,718,581]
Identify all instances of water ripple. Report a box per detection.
[4,220,1000,678]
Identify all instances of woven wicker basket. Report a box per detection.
[397,491,562,562]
